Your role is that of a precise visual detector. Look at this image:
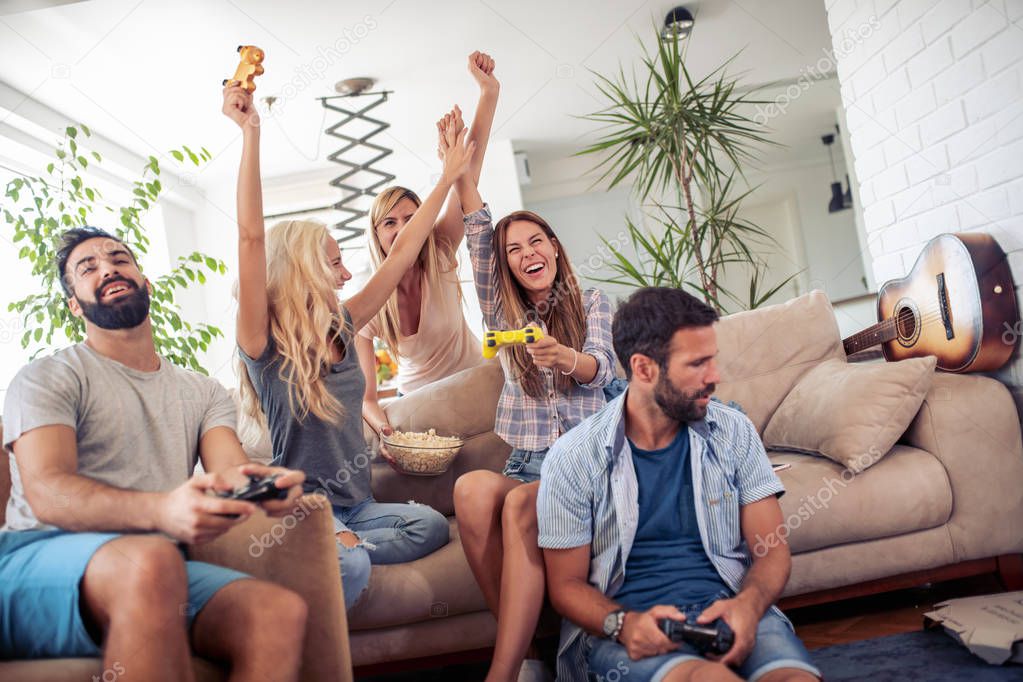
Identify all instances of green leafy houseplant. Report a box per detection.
[1,125,226,374]
[580,30,798,311]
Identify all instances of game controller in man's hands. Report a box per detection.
[660,618,735,656]
[216,474,288,503]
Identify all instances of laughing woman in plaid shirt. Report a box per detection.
[452,176,615,681]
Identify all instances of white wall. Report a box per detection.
[740,160,871,304]
[522,148,874,330]
[825,0,1023,408]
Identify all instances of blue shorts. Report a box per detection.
[585,596,820,682]
[502,448,548,483]
[0,529,249,659]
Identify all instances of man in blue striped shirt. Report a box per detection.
[537,288,820,682]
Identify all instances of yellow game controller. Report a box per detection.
[223,45,265,93]
[482,326,545,359]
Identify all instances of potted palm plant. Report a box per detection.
[579,30,797,311]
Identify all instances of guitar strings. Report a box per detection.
[845,305,965,348]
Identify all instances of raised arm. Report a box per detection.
[437,51,500,247]
[455,175,506,330]
[223,84,270,360]
[345,117,475,331]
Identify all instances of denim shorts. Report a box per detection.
[585,592,820,682]
[0,529,248,659]
[502,448,549,483]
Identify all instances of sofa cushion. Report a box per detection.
[368,363,511,516]
[770,445,952,555]
[370,432,509,516]
[714,291,845,434]
[763,357,937,472]
[347,518,487,631]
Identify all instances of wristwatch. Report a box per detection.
[602,608,627,641]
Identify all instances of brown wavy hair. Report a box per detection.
[493,210,586,399]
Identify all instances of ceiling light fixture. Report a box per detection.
[660,6,695,42]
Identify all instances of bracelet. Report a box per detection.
[560,347,579,376]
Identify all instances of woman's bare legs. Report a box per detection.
[487,481,545,682]
[453,470,523,615]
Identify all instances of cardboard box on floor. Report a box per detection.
[924,591,1023,665]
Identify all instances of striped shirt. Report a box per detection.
[464,205,615,450]
[537,391,786,682]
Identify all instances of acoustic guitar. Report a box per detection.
[841,233,1019,372]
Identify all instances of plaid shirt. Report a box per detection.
[464,205,615,451]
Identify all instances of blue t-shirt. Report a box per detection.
[614,426,729,611]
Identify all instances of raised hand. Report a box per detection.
[438,111,476,184]
[222,83,260,130]
[435,105,465,160]
[468,50,499,93]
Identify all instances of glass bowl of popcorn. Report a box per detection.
[381,429,465,476]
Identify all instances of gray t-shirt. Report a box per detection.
[239,309,371,508]
[2,343,237,531]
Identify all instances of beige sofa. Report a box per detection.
[4,290,1021,679]
[334,290,1023,673]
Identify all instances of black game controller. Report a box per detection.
[660,618,734,656]
[216,474,289,503]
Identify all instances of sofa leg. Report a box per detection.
[997,554,1023,591]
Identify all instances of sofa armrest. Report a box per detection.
[187,494,351,682]
[902,373,1023,560]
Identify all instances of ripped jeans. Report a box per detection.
[332,497,450,610]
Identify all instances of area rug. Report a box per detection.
[811,628,1023,681]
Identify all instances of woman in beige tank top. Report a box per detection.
[355,51,499,454]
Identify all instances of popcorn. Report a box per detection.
[383,429,464,476]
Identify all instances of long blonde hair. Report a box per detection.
[493,210,587,400]
[238,220,350,425]
[367,186,459,360]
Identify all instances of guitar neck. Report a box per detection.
[842,318,899,356]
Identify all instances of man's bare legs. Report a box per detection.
[191,579,307,682]
[81,534,307,682]
[81,536,196,682]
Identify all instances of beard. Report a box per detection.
[653,373,715,423]
[77,278,151,330]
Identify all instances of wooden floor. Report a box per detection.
[359,574,1008,680]
[789,573,1005,650]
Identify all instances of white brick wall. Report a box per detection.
[825,0,1023,408]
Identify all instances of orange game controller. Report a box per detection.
[223,45,265,93]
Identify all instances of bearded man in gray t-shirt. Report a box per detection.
[0,227,309,680]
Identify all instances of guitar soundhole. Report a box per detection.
[894,300,921,348]
[897,307,916,338]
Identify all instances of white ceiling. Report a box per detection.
[0,0,840,188]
